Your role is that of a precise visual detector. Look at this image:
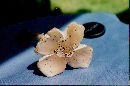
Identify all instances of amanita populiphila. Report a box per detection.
[35,22,93,77]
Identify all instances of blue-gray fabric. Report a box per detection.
[0,13,129,85]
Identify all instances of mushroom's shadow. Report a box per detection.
[27,61,46,77]
[27,61,74,76]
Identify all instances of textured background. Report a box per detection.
[0,13,129,85]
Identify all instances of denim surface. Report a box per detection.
[0,13,129,85]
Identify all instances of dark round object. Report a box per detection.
[83,22,105,39]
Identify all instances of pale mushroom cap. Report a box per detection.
[37,54,67,77]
